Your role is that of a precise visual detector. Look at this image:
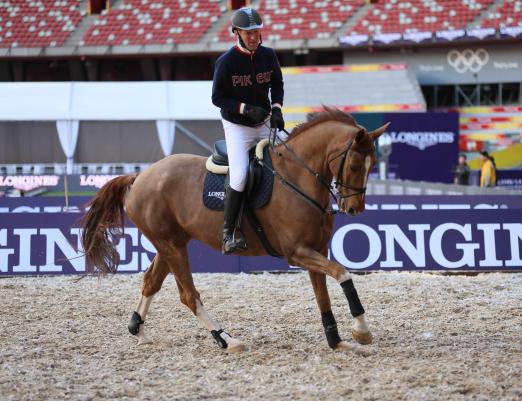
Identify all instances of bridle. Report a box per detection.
[258,126,372,215]
[328,136,372,200]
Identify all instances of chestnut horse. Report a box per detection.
[81,108,388,353]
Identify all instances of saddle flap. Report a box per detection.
[203,142,274,211]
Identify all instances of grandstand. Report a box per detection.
[82,0,224,46]
[0,0,520,52]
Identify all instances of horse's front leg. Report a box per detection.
[293,246,373,346]
[309,270,346,350]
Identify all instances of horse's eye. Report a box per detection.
[350,164,361,172]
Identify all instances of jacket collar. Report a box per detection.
[234,40,257,57]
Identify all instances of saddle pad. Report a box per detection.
[203,145,275,211]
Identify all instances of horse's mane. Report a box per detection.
[286,107,357,142]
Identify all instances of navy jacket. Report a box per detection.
[212,45,284,127]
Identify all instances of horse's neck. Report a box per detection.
[280,122,351,178]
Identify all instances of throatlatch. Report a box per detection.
[211,329,228,349]
[128,311,144,335]
[341,279,365,317]
[321,311,342,349]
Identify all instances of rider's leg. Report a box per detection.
[222,185,247,253]
[221,119,261,254]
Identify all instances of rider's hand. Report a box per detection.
[270,106,285,130]
[243,104,269,124]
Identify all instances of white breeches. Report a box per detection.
[222,119,271,192]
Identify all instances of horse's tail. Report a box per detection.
[81,174,138,274]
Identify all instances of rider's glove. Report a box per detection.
[270,106,285,130]
[243,104,269,124]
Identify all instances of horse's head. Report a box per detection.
[330,122,389,216]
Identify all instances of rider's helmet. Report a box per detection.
[231,7,263,33]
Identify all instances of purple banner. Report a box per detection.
[1,210,520,275]
[331,210,521,271]
[383,112,459,183]
[497,170,522,190]
[0,213,289,275]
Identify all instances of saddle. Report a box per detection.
[203,139,280,257]
[203,139,273,210]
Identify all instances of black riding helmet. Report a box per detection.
[231,7,263,33]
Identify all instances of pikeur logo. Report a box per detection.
[232,71,273,86]
[387,131,455,150]
[208,191,225,200]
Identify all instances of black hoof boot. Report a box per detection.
[128,311,144,335]
[322,311,342,349]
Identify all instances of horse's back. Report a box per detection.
[125,154,207,223]
[134,153,206,190]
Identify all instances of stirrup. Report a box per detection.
[222,233,247,254]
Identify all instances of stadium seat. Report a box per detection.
[217,0,366,43]
[82,0,225,46]
[480,0,522,29]
[0,0,85,48]
[350,0,495,35]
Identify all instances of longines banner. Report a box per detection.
[355,112,459,183]
[1,210,520,275]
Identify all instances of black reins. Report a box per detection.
[257,127,369,215]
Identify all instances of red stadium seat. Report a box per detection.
[350,0,494,35]
[0,0,84,48]
[217,0,366,43]
[82,0,224,46]
[480,0,522,29]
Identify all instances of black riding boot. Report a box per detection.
[222,187,247,254]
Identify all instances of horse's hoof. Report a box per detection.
[335,340,353,350]
[226,339,246,353]
[352,329,373,345]
[137,336,153,345]
[335,341,372,356]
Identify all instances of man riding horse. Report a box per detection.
[212,7,285,254]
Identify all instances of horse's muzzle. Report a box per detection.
[347,207,358,216]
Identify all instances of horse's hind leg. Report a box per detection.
[128,254,170,345]
[166,243,246,353]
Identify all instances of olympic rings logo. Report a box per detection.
[447,48,489,73]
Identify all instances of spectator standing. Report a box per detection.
[480,151,497,187]
[453,154,470,185]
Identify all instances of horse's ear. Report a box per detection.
[355,129,365,143]
[369,122,390,141]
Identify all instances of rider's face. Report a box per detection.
[237,29,261,51]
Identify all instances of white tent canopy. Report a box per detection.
[0,82,221,172]
[0,81,221,121]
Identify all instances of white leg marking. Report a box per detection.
[135,295,154,345]
[195,300,246,352]
[337,272,352,284]
[354,314,369,333]
[195,299,221,331]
